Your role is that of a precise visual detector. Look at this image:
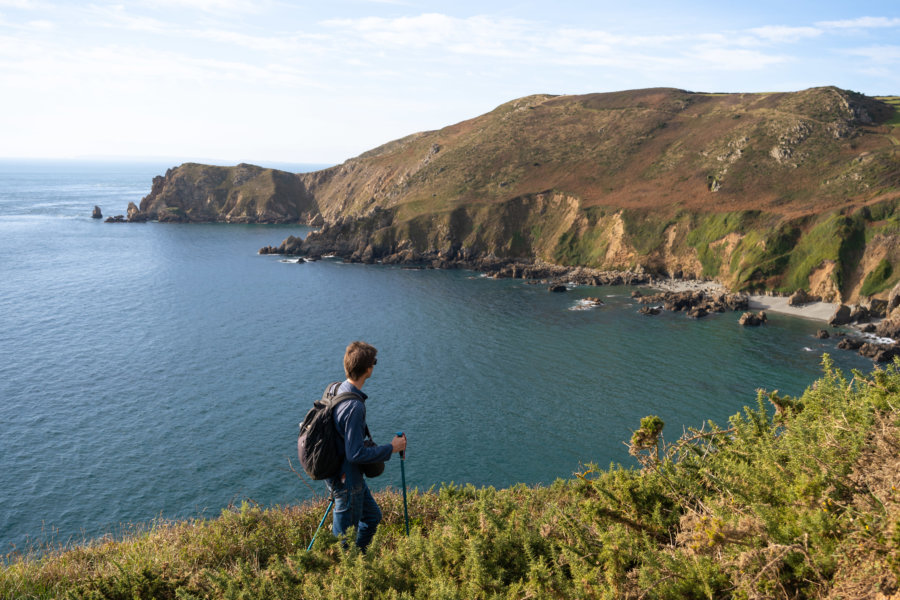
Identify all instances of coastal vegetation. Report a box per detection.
[3,358,898,599]
[132,86,900,304]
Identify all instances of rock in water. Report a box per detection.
[738,311,767,326]
[837,337,864,350]
[548,284,567,293]
[92,206,102,219]
[858,342,900,363]
[875,318,900,340]
[686,306,708,319]
[126,202,149,222]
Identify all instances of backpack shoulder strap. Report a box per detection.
[321,381,342,401]
[320,381,364,412]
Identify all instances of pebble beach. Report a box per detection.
[648,278,838,323]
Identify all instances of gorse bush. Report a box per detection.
[3,357,899,599]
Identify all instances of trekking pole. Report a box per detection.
[396,432,410,536]
[306,497,334,551]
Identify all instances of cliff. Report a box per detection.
[134,87,900,301]
[136,162,319,224]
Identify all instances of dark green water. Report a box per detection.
[0,161,874,552]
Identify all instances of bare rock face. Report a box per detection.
[92,205,102,219]
[875,318,900,340]
[858,342,900,363]
[126,202,149,223]
[136,163,317,223]
[686,306,708,319]
[259,234,305,256]
[888,281,900,314]
[838,337,864,351]
[828,305,852,326]
[788,289,819,306]
[864,298,888,319]
[849,305,871,323]
[636,291,748,314]
[739,311,767,326]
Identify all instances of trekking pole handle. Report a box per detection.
[395,431,405,460]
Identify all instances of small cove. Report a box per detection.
[0,161,876,552]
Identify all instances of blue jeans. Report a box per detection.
[327,477,382,551]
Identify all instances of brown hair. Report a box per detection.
[344,341,377,380]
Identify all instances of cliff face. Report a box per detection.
[136,163,319,224]
[138,87,900,301]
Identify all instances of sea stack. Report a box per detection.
[91,206,102,219]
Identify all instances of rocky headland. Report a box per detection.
[132,163,319,224]
[128,87,900,355]
[244,87,899,303]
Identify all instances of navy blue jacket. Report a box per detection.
[327,380,392,489]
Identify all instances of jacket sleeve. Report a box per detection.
[341,400,393,465]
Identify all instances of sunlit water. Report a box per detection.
[0,160,874,552]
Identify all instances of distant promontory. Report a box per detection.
[131,87,900,304]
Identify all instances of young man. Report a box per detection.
[327,341,407,551]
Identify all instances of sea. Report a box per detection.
[0,159,875,554]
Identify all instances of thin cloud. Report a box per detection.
[137,0,270,13]
[749,25,822,43]
[817,16,900,29]
[0,0,42,8]
[87,4,328,56]
[845,45,900,64]
[324,14,791,72]
[88,4,171,34]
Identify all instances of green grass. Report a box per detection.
[686,211,761,278]
[619,209,677,256]
[781,213,865,293]
[730,223,801,288]
[552,228,610,267]
[876,96,900,126]
[4,358,899,599]
[860,258,895,296]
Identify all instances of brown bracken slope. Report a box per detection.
[294,87,897,220]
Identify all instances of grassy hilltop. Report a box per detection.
[3,359,899,599]
[136,86,900,302]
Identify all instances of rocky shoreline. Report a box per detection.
[261,233,900,363]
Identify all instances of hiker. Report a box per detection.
[327,341,407,550]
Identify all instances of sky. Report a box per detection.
[1,0,899,166]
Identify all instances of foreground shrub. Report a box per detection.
[3,357,898,599]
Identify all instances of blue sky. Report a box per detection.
[1,0,898,165]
